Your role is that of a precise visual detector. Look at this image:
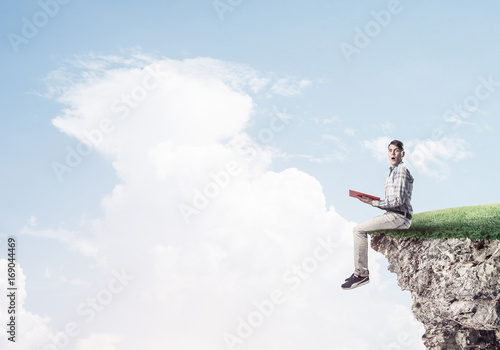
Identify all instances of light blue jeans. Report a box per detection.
[353,211,411,277]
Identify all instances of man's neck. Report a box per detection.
[390,161,403,170]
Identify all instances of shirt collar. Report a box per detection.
[389,161,404,172]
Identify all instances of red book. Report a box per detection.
[349,190,380,201]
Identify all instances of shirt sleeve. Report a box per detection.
[373,166,410,209]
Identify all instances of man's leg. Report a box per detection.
[354,212,410,276]
[353,226,370,278]
[343,212,410,290]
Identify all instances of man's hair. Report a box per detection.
[388,140,404,151]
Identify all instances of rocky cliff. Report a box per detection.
[371,235,500,350]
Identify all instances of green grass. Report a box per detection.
[370,204,500,240]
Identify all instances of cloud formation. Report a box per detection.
[14,54,425,349]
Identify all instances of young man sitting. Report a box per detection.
[342,140,414,290]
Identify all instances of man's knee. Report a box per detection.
[353,225,367,238]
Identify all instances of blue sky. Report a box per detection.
[1,1,500,349]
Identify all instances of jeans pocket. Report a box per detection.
[395,216,410,229]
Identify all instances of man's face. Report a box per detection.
[388,144,404,166]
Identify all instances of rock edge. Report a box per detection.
[371,235,500,350]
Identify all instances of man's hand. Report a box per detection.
[358,196,373,205]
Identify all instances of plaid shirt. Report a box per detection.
[372,162,414,215]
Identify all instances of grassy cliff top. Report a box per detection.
[371,204,500,240]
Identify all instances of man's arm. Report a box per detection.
[358,196,373,205]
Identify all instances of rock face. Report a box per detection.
[371,235,500,350]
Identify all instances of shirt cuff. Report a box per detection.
[372,200,380,207]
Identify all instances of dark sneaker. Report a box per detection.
[344,272,369,281]
[344,273,355,281]
[341,274,369,290]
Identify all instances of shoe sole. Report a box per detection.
[341,279,370,290]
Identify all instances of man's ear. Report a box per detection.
[401,150,405,158]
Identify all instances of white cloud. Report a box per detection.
[441,106,487,128]
[277,133,349,164]
[21,226,76,241]
[277,152,346,163]
[28,216,38,227]
[344,127,355,136]
[312,116,340,125]
[363,136,392,161]
[19,54,426,349]
[20,226,98,257]
[59,276,92,288]
[0,260,62,350]
[271,78,312,96]
[405,137,473,180]
[74,333,121,350]
[381,121,395,133]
